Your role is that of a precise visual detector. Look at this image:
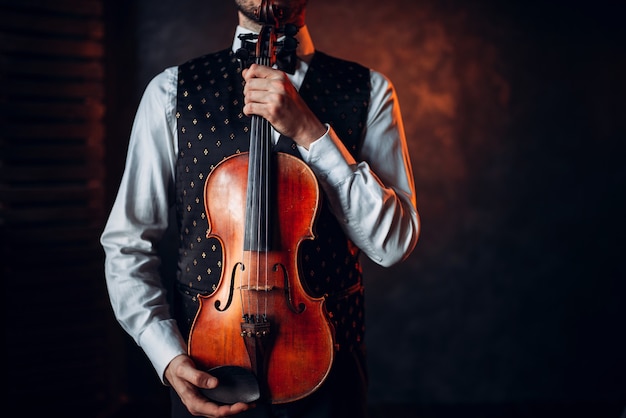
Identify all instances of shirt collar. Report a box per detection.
[232,24,315,64]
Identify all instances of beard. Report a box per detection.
[235,0,307,27]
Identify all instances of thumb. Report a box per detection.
[201,372,218,389]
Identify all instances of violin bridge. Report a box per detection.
[238,285,275,292]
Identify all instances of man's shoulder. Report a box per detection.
[312,51,369,72]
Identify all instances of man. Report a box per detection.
[101,1,420,417]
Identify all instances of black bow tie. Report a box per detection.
[235,43,298,74]
[236,27,299,74]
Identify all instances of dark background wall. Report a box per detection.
[3,0,622,417]
[105,0,626,413]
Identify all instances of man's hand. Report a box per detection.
[242,63,326,149]
[164,354,252,417]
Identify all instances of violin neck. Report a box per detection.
[243,15,280,252]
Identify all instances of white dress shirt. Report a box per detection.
[101,25,420,383]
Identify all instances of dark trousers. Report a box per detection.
[170,350,369,418]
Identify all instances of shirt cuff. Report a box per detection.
[300,124,357,185]
[138,319,187,384]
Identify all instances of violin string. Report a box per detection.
[246,39,275,323]
[259,111,266,321]
[246,112,258,321]
[264,83,271,321]
[253,54,269,323]
[255,110,262,321]
[262,54,271,322]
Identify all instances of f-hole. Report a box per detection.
[275,263,305,314]
[214,262,244,312]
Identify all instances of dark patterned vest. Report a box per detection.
[174,49,370,352]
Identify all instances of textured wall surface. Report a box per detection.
[125,0,625,407]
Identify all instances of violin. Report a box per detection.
[187,0,335,405]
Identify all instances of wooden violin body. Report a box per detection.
[188,151,334,403]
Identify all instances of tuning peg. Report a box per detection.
[283,23,298,37]
[236,48,250,61]
[235,48,253,71]
[280,36,298,52]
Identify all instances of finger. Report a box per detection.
[215,402,252,415]
[180,386,253,417]
[244,63,269,79]
[243,63,283,81]
[175,362,218,390]
[191,371,219,390]
[242,102,264,118]
[189,398,252,418]
[244,88,274,106]
[243,78,268,97]
[225,402,253,415]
